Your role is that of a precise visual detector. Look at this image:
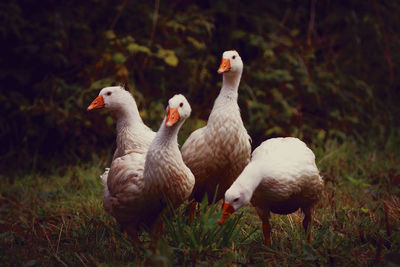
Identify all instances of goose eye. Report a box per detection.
[232,55,236,59]
[179,102,184,107]
[106,92,112,96]
[233,197,239,202]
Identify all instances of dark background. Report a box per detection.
[1,0,399,175]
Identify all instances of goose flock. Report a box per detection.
[87,50,324,247]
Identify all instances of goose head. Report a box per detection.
[87,86,135,111]
[165,94,191,128]
[217,50,243,75]
[218,183,251,225]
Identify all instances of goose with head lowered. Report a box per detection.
[181,50,251,220]
[218,137,324,247]
[87,85,156,241]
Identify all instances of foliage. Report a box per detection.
[1,2,399,265]
[1,138,399,266]
[0,0,399,173]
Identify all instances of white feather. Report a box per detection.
[181,50,251,203]
[225,137,323,213]
[89,86,157,236]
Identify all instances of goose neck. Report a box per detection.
[113,105,150,156]
[115,107,142,132]
[234,162,263,194]
[152,118,182,148]
[222,71,242,90]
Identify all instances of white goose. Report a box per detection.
[87,86,156,240]
[88,91,194,240]
[144,94,195,212]
[87,86,155,161]
[181,50,251,219]
[218,137,324,247]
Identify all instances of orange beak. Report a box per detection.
[87,95,105,111]
[218,203,235,225]
[165,107,179,127]
[217,58,231,74]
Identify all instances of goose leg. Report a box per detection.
[302,206,312,244]
[189,201,197,223]
[256,207,271,247]
[124,224,142,245]
[130,232,142,245]
[152,219,165,237]
[122,224,142,263]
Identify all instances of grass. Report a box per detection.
[1,137,400,266]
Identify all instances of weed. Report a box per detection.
[0,138,399,265]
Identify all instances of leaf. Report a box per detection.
[121,34,135,44]
[265,126,283,136]
[126,43,151,55]
[263,49,274,58]
[112,53,127,64]
[360,207,369,213]
[156,47,179,67]
[104,30,116,39]
[164,54,178,67]
[290,29,300,37]
[186,36,205,50]
[231,30,246,39]
[193,118,206,129]
[116,65,129,79]
[105,116,114,127]
[346,176,370,187]
[165,21,186,32]
[249,33,267,49]
[317,129,326,141]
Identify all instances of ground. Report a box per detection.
[1,138,399,266]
